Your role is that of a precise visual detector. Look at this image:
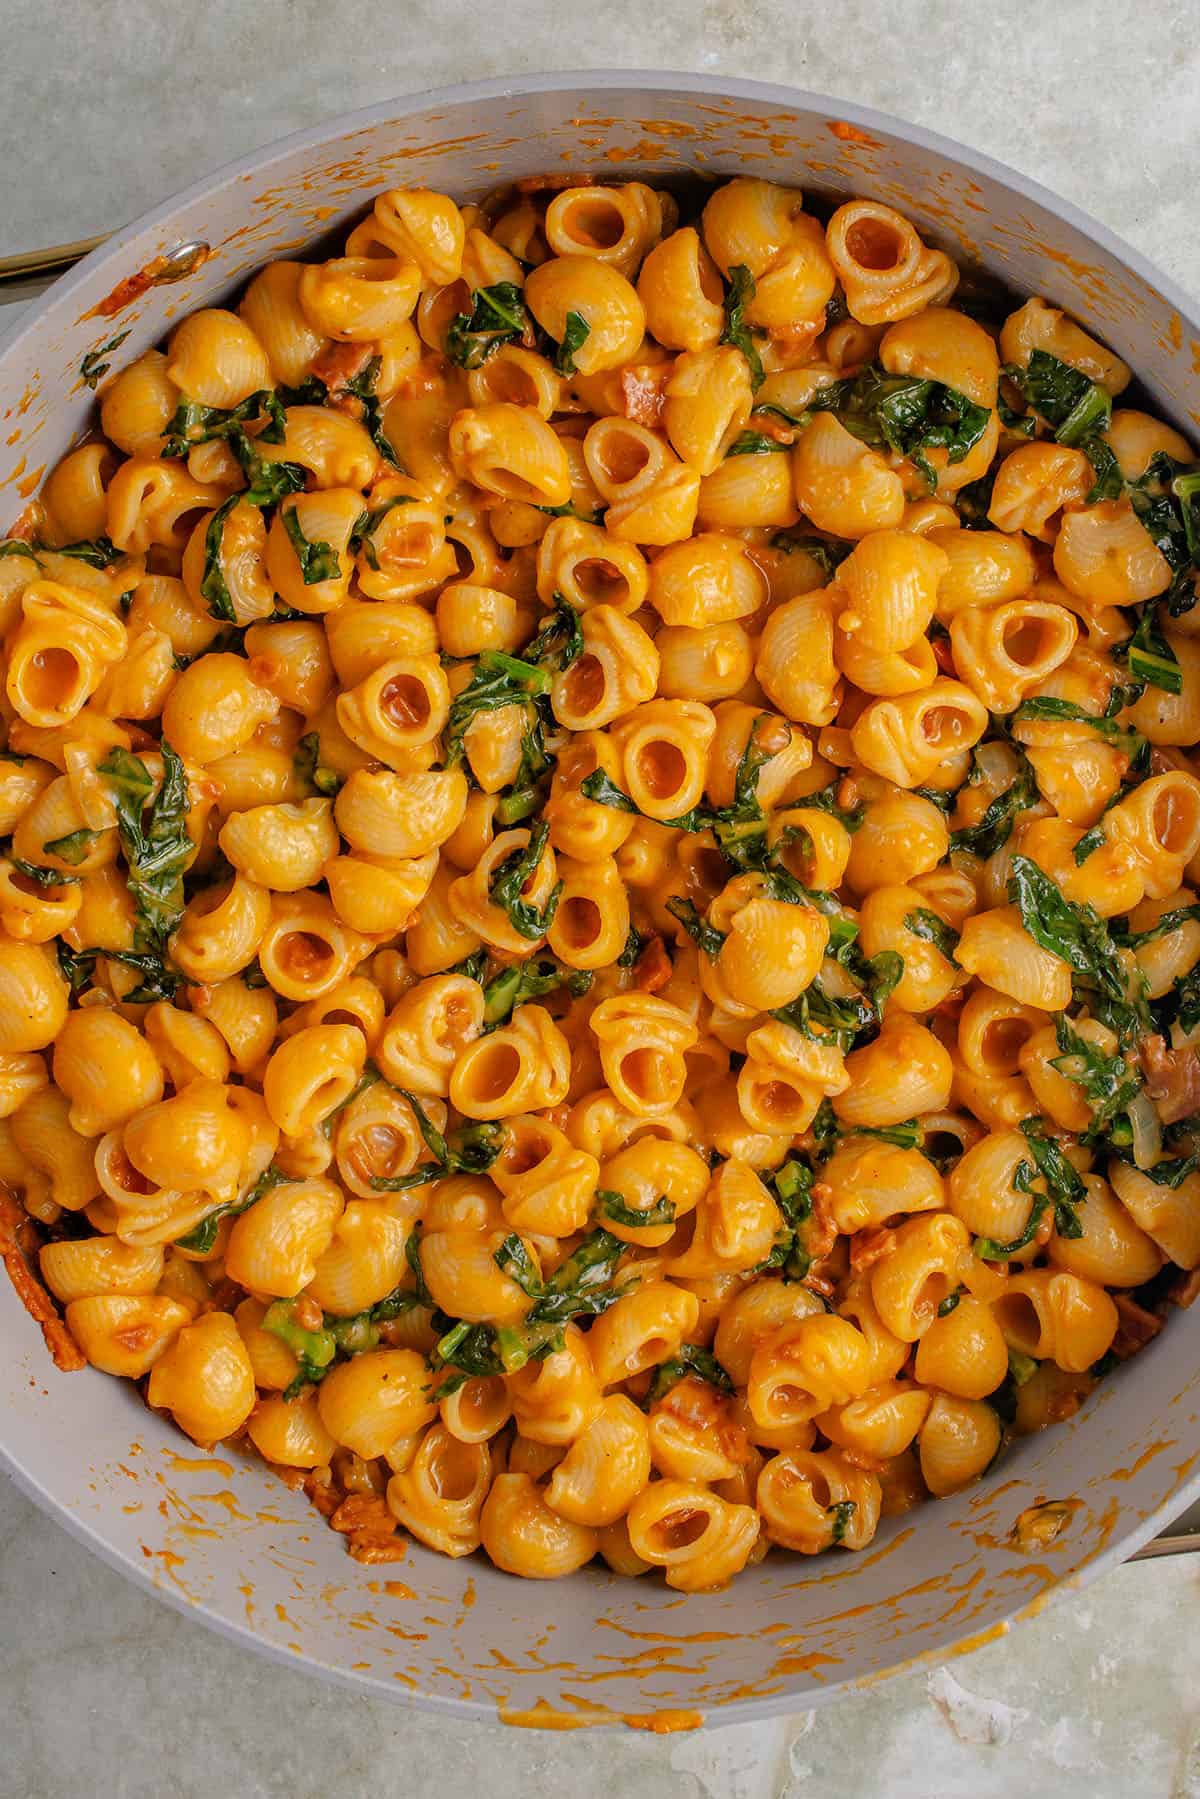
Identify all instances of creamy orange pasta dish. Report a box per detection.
[3,172,1200,1589]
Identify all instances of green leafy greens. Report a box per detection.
[666,896,726,959]
[553,310,591,377]
[293,732,343,797]
[443,648,552,800]
[199,493,240,621]
[368,1090,505,1191]
[445,283,529,368]
[522,595,583,674]
[903,908,960,960]
[756,1155,821,1278]
[949,753,1040,858]
[175,1164,294,1256]
[98,742,191,953]
[343,357,401,468]
[720,265,764,388]
[644,1344,733,1407]
[1001,349,1118,497]
[486,820,562,940]
[1051,1015,1142,1132]
[975,1119,1086,1258]
[823,365,991,492]
[1007,854,1149,1042]
[282,506,341,585]
[79,330,130,389]
[480,956,591,1027]
[594,1189,676,1229]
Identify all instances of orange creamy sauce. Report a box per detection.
[498,1697,704,1732]
[826,120,884,148]
[5,129,1196,1731]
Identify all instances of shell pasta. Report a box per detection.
[6,170,1200,1591]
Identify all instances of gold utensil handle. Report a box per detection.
[1129,1531,1200,1561]
[0,234,209,310]
[0,235,108,305]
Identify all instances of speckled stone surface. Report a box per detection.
[3,5,1200,1794]
[1,0,1199,295]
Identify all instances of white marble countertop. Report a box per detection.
[3,4,1200,1794]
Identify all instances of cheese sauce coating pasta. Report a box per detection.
[5,172,1200,1588]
